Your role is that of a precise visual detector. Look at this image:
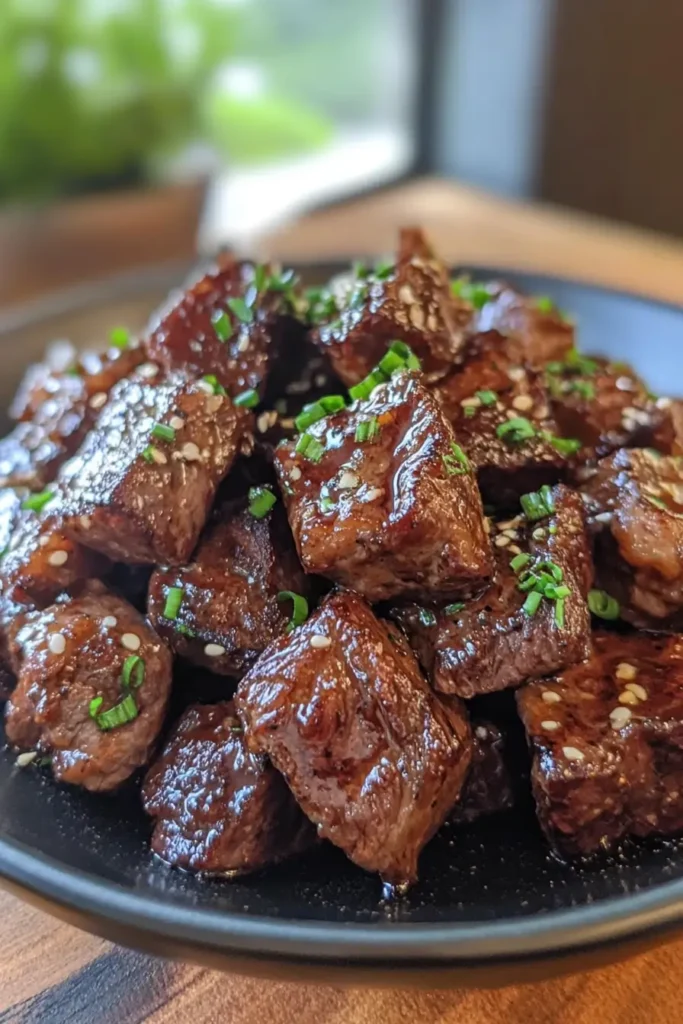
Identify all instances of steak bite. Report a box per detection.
[517,632,683,856]
[142,701,315,874]
[311,228,471,386]
[56,369,249,565]
[432,331,570,506]
[275,371,492,603]
[148,492,310,678]
[581,448,683,630]
[235,590,472,886]
[473,281,574,366]
[5,587,172,792]
[391,485,592,698]
[145,256,303,400]
[450,720,516,824]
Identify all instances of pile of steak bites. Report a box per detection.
[2,231,683,891]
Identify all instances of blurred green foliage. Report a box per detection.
[205,92,331,165]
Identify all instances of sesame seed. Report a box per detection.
[498,516,523,531]
[618,690,639,706]
[47,550,69,567]
[338,471,360,489]
[364,487,384,502]
[494,534,511,548]
[512,394,534,412]
[615,376,635,391]
[102,616,117,628]
[409,305,425,330]
[150,447,167,465]
[205,395,224,415]
[80,515,92,529]
[48,633,66,655]
[290,466,302,481]
[475,726,488,740]
[616,662,637,681]
[310,635,332,649]
[508,544,522,555]
[541,720,560,731]
[196,380,214,395]
[399,284,417,305]
[535,405,550,421]
[532,527,546,540]
[237,337,250,353]
[657,397,672,409]
[625,682,648,701]
[16,751,38,768]
[563,746,585,762]
[169,416,185,431]
[121,633,141,652]
[508,366,525,382]
[503,529,518,540]
[181,442,201,462]
[38,536,50,548]
[595,511,613,523]
[89,392,107,410]
[542,691,562,704]
[314,374,328,387]
[609,706,632,729]
[189,340,203,354]
[257,411,277,433]
[138,363,159,380]
[204,643,226,657]
[461,396,482,409]
[483,518,491,534]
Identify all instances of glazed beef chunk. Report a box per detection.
[56,368,249,564]
[5,588,172,791]
[450,720,516,824]
[517,632,683,856]
[432,331,569,506]
[236,590,472,886]
[392,485,592,698]
[473,282,574,366]
[148,494,309,678]
[142,701,315,874]
[275,371,492,603]
[311,228,471,386]
[145,256,302,400]
[581,448,683,630]
[545,351,674,467]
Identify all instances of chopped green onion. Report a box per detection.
[211,309,231,341]
[319,395,346,415]
[521,488,553,521]
[451,277,492,310]
[374,259,394,279]
[320,495,335,512]
[549,525,558,535]
[646,494,668,511]
[554,598,566,628]
[517,572,540,593]
[151,422,175,443]
[202,374,226,396]
[418,608,437,627]
[227,296,254,324]
[349,369,386,402]
[176,623,196,638]
[122,655,145,689]
[355,416,380,443]
[564,348,598,376]
[295,433,325,463]
[442,442,471,476]
[510,553,531,573]
[548,435,582,456]
[352,260,369,279]
[277,591,309,632]
[587,589,620,621]
[388,340,421,371]
[163,587,184,620]
[570,380,595,400]
[444,602,465,616]
[534,559,563,582]
[253,264,268,292]
[141,445,158,464]
[109,326,130,349]
[546,584,571,600]
[89,696,103,718]
[248,486,277,519]
[496,417,536,444]
[379,350,406,377]
[523,591,543,617]
[295,396,345,432]
[234,389,259,408]
[476,390,498,406]
[22,490,55,513]
[92,693,138,731]
[534,296,555,314]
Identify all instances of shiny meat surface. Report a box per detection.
[275,371,492,602]
[145,258,301,399]
[142,701,315,874]
[581,448,683,628]
[476,283,574,365]
[517,632,683,856]
[432,331,568,506]
[5,588,172,791]
[311,228,471,386]
[391,485,592,698]
[148,497,309,677]
[450,720,516,824]
[235,590,472,886]
[56,368,249,564]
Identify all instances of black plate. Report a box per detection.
[1,264,683,986]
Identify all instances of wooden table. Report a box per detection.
[4,177,683,1023]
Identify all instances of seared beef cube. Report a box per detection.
[517,632,683,856]
[311,228,471,386]
[142,701,315,874]
[236,590,472,886]
[57,370,249,564]
[433,331,569,506]
[148,496,309,677]
[8,340,77,421]
[5,588,172,791]
[581,448,683,630]
[275,372,492,602]
[545,352,674,467]
[450,720,516,824]
[145,257,302,400]
[391,485,592,698]
[474,282,574,365]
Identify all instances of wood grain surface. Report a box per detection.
[3,177,683,1023]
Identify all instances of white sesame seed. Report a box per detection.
[169,416,185,431]
[498,516,523,531]
[483,518,491,534]
[102,616,117,628]
[189,340,203,354]
[121,633,141,652]
[138,362,159,380]
[206,395,224,415]
[532,527,546,540]
[535,405,550,421]
[314,374,328,388]
[16,751,38,768]
[475,726,489,740]
[657,397,672,409]
[503,529,518,540]
[508,366,525,382]
[181,442,201,462]
[625,682,648,701]
[237,337,250,353]
[47,550,68,567]
[310,635,332,649]
[338,471,360,489]
[80,515,92,529]
[204,643,226,658]
[494,534,511,548]
[290,466,302,481]
[512,394,534,412]
[89,392,107,410]
[618,690,639,706]
[508,544,522,555]
[364,487,384,502]
[616,662,637,681]
[615,376,635,391]
[563,746,585,762]
[399,284,417,305]
[409,305,425,330]
[595,511,613,524]
[150,447,167,465]
[38,536,50,548]
[257,411,277,433]
[196,380,214,395]
[461,396,482,409]
[609,706,632,729]
[541,720,560,731]
[542,691,562,704]
[48,633,66,655]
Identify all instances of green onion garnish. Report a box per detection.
[523,591,543,616]
[141,445,158,464]
[564,348,598,376]
[122,655,145,689]
[234,389,259,408]
[151,423,175,443]
[248,486,277,519]
[418,608,437,627]
[588,589,620,620]
[352,260,369,279]
[510,552,531,573]
[349,370,384,402]
[374,259,394,279]
[645,494,668,511]
[211,309,231,342]
[319,395,346,415]
[109,326,130,349]
[163,587,184,620]
[176,623,196,637]
[91,692,138,731]
[476,390,497,406]
[89,696,103,718]
[295,395,345,432]
[534,296,555,314]
[554,598,566,628]
[22,490,54,513]
[520,486,555,521]
[202,374,226,396]
[570,380,595,400]
[388,340,421,371]
[355,416,381,443]
[450,278,492,310]
[444,602,465,616]
[295,433,325,463]
[379,350,406,377]
[496,417,536,444]
[547,435,581,456]
[277,591,309,632]
[227,296,254,325]
[442,442,471,476]
[253,264,268,292]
